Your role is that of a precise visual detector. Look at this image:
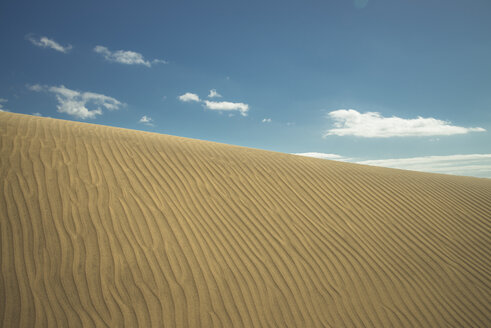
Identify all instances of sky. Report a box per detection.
[1,0,490,177]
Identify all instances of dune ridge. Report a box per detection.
[1,111,490,327]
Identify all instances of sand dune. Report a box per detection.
[1,111,490,327]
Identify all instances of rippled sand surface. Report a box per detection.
[1,112,490,327]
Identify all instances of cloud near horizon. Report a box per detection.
[358,154,491,177]
[0,98,8,112]
[27,35,72,53]
[28,84,124,119]
[94,45,166,67]
[294,152,350,161]
[294,152,491,178]
[324,109,486,138]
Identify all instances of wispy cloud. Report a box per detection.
[178,92,200,102]
[94,45,166,67]
[203,100,249,116]
[208,89,222,98]
[139,115,154,126]
[262,118,272,123]
[294,152,491,178]
[324,109,486,138]
[151,59,168,65]
[32,112,42,116]
[0,98,9,112]
[27,35,72,53]
[28,84,124,119]
[357,154,491,177]
[27,84,43,92]
[294,152,350,161]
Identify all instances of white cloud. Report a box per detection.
[179,91,250,117]
[179,92,200,102]
[152,59,168,65]
[139,115,152,123]
[28,84,124,119]
[294,152,350,161]
[94,45,166,67]
[357,154,491,178]
[203,100,249,116]
[0,98,8,112]
[27,35,72,53]
[139,115,154,126]
[82,92,121,110]
[325,109,486,138]
[27,84,43,92]
[294,152,491,178]
[262,118,272,123]
[208,89,222,98]
[32,112,42,116]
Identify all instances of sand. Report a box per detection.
[1,111,490,327]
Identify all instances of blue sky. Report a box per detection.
[1,0,490,177]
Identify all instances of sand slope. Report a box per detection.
[1,112,490,327]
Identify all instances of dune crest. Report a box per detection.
[1,112,490,327]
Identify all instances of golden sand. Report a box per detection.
[1,111,490,327]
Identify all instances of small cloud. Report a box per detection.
[179,92,200,102]
[262,118,272,123]
[28,84,124,119]
[162,95,167,101]
[139,115,152,123]
[94,45,166,67]
[208,89,222,98]
[0,98,8,112]
[325,109,486,138]
[32,112,42,116]
[27,35,72,53]
[27,84,43,92]
[139,115,154,126]
[152,59,168,65]
[294,152,350,161]
[203,100,249,116]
